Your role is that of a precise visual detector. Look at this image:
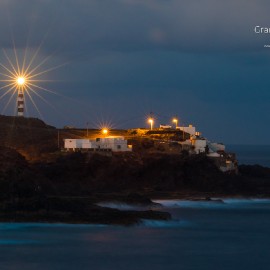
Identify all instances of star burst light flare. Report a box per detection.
[0,47,65,117]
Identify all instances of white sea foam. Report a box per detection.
[96,202,151,211]
[140,219,193,228]
[222,198,270,204]
[153,198,270,209]
[153,200,225,209]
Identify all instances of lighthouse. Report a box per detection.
[16,77,26,117]
[17,88,24,116]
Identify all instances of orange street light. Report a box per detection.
[102,128,108,136]
[148,118,154,130]
[172,118,178,129]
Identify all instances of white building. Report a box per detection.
[177,125,196,136]
[159,124,172,129]
[208,142,225,153]
[191,138,207,154]
[94,137,132,152]
[64,136,132,152]
[64,139,95,150]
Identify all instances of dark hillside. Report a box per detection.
[0,115,57,160]
[1,115,270,199]
[0,115,127,161]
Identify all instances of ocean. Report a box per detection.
[0,145,270,270]
[1,199,270,270]
[227,145,270,167]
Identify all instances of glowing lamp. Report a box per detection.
[102,128,108,135]
[148,118,154,130]
[172,118,178,129]
[17,77,26,86]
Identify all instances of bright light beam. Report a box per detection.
[0,84,17,101]
[3,49,19,76]
[17,77,25,86]
[24,88,44,119]
[2,87,17,114]
[0,43,67,118]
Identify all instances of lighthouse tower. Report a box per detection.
[17,88,24,117]
[16,77,26,117]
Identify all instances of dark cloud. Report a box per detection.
[0,0,269,144]
[1,0,270,54]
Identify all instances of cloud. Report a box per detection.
[0,0,270,143]
[0,0,270,57]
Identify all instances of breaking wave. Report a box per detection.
[96,202,152,211]
[222,198,270,204]
[153,198,270,209]
[140,219,194,228]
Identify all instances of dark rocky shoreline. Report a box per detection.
[0,115,270,225]
[0,146,270,225]
[0,196,171,226]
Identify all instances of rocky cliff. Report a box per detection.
[1,116,270,224]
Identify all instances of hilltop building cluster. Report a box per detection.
[127,122,237,173]
[63,121,237,173]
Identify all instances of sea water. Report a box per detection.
[227,145,270,167]
[1,199,270,270]
[1,145,270,270]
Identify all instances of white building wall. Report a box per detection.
[82,142,95,149]
[64,137,132,152]
[208,142,225,153]
[177,125,196,135]
[65,139,78,149]
[160,125,172,129]
[193,139,207,154]
[65,139,96,149]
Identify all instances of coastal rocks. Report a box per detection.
[0,146,52,200]
[239,165,270,179]
[188,197,224,203]
[95,193,162,209]
[1,146,270,200]
[0,197,171,226]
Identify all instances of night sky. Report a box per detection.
[0,0,270,144]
